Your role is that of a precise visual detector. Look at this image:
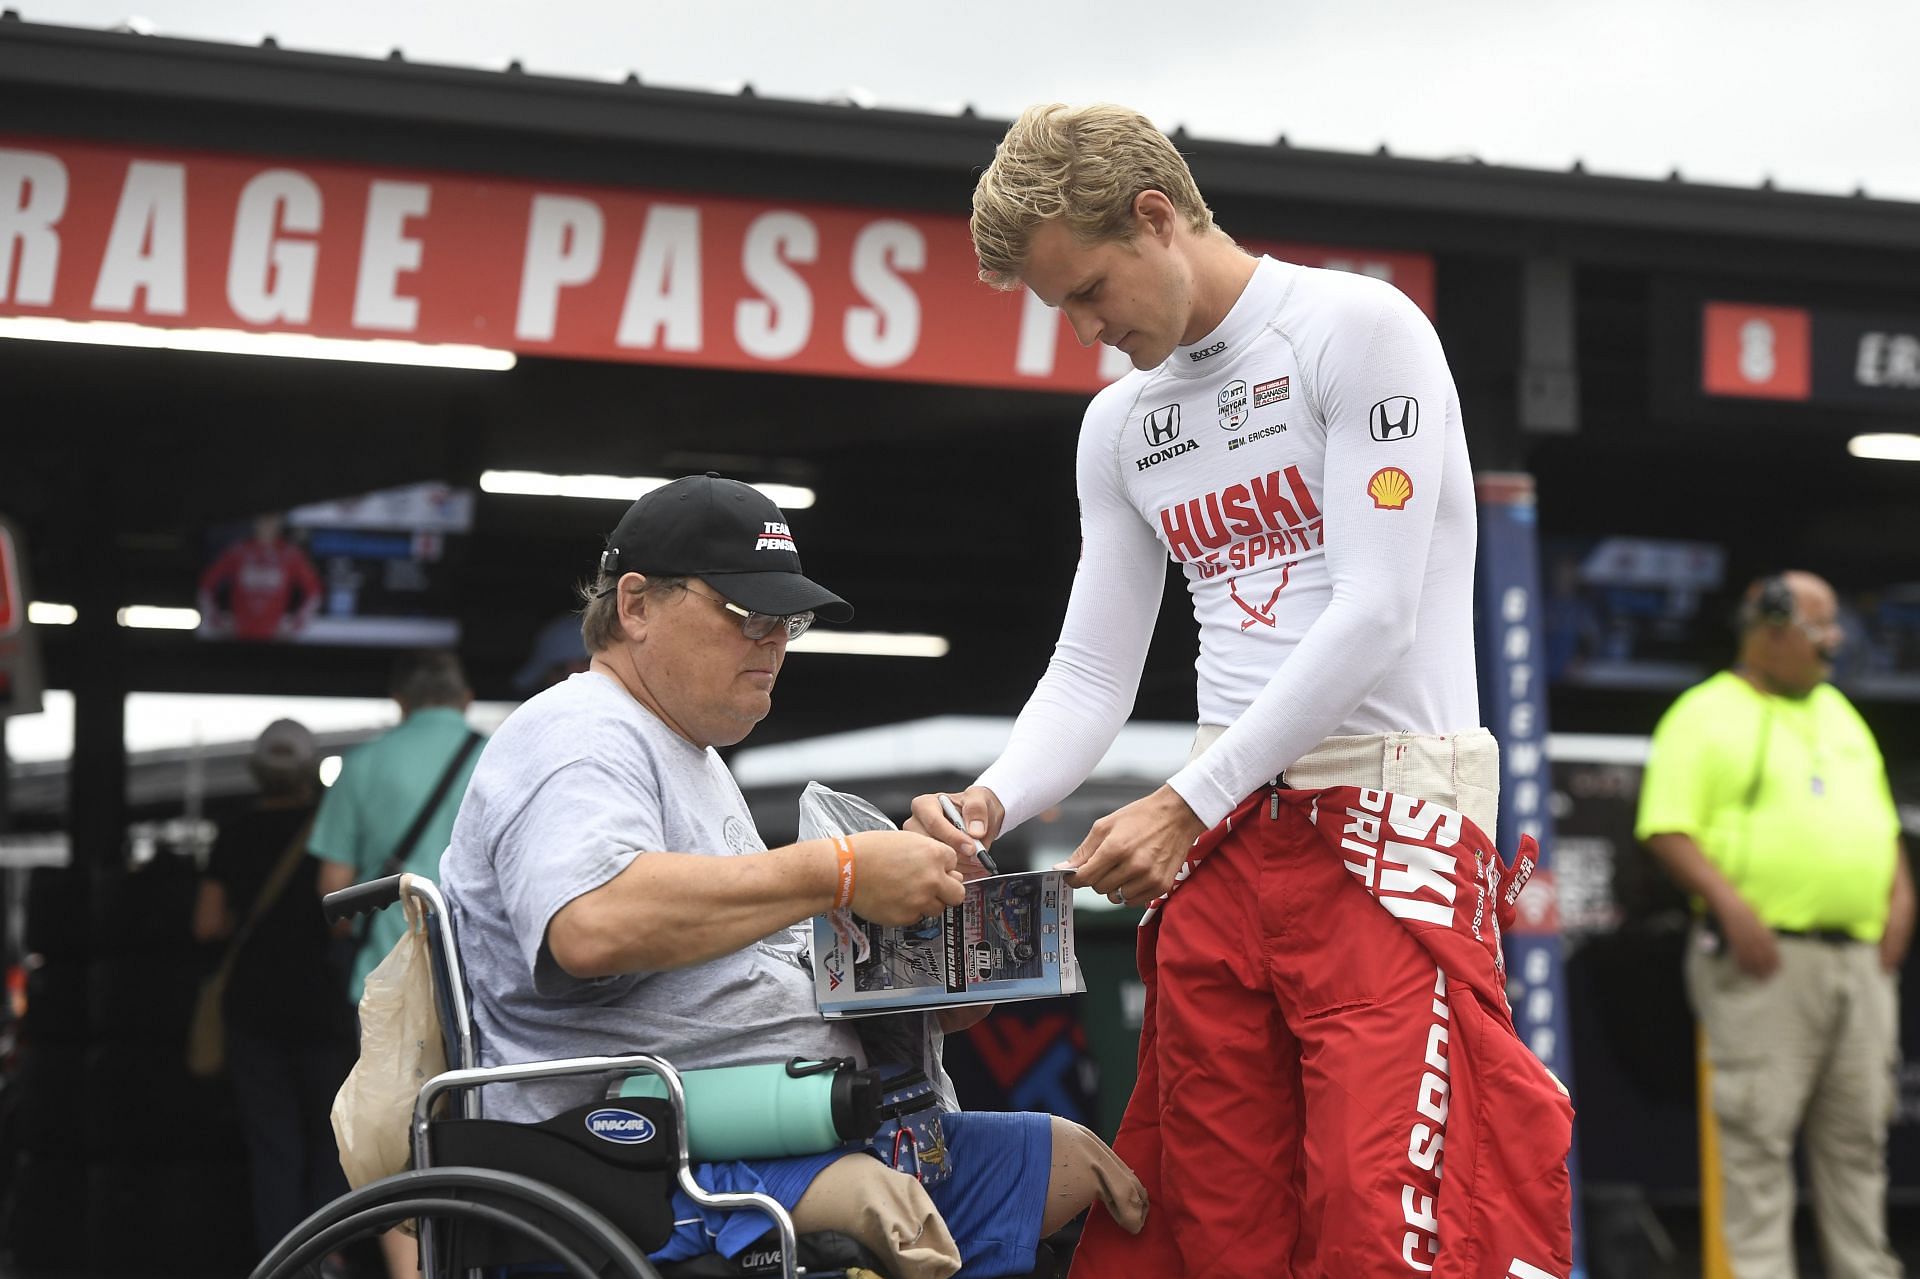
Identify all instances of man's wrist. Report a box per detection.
[1705,887,1757,928]
[1155,784,1205,833]
[830,837,857,911]
[796,838,842,913]
[971,772,1018,833]
[1164,770,1226,832]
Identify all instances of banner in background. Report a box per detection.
[0,134,1434,393]
[1702,300,1920,410]
[1475,472,1587,1278]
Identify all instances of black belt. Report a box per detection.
[1772,926,1860,945]
[1702,915,1859,946]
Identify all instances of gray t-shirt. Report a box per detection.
[439,670,859,1122]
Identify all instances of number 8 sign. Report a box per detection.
[1702,302,1812,400]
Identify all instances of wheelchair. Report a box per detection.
[256,873,908,1279]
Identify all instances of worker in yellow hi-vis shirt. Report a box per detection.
[1638,569,1914,1279]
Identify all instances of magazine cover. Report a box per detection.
[813,869,1082,1018]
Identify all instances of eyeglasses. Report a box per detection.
[679,582,816,643]
[1791,615,1842,646]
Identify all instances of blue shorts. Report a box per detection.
[653,1110,1052,1277]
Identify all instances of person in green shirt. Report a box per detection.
[312,650,482,1279]
[1637,570,1913,1279]
[313,651,483,1005]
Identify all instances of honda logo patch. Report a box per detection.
[1143,404,1182,447]
[1369,397,1418,442]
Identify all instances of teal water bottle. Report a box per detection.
[617,1057,881,1161]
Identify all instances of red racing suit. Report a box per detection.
[1069,784,1574,1278]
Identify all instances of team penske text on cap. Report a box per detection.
[600,473,852,621]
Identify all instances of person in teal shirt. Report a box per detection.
[313,651,483,1006]
[313,650,482,1279]
[1637,571,1913,1279]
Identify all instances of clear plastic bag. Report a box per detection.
[797,781,958,1113]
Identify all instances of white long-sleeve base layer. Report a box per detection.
[975,258,1482,832]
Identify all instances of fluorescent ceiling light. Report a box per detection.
[117,605,201,630]
[480,470,815,509]
[1848,433,1920,462]
[28,601,77,626]
[787,631,949,658]
[0,316,515,370]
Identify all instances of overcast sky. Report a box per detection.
[24,0,1920,203]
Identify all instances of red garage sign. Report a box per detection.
[0,134,1435,394]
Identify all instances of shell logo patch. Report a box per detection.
[1367,467,1413,510]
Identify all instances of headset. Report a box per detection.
[1736,572,1797,632]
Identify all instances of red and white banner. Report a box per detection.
[0,134,1435,393]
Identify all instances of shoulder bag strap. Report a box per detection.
[376,730,484,881]
[212,813,317,982]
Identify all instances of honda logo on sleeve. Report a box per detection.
[1369,397,1419,441]
[1143,404,1182,447]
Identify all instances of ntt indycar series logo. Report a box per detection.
[585,1108,658,1145]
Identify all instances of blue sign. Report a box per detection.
[1475,473,1587,1279]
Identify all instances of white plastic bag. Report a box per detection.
[797,781,958,1112]
[331,878,447,1189]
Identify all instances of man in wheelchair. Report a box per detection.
[437,475,1146,1279]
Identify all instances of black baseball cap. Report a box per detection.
[600,474,852,621]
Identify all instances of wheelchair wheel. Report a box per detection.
[252,1166,663,1279]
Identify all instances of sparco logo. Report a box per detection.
[1142,404,1182,447]
[585,1108,657,1145]
[1137,440,1199,471]
[1188,340,1228,362]
[1369,396,1419,441]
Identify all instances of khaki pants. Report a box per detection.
[1686,928,1903,1279]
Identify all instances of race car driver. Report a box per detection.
[909,103,1574,1278]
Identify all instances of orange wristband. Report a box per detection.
[831,836,856,911]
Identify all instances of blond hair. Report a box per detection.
[970,103,1215,290]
